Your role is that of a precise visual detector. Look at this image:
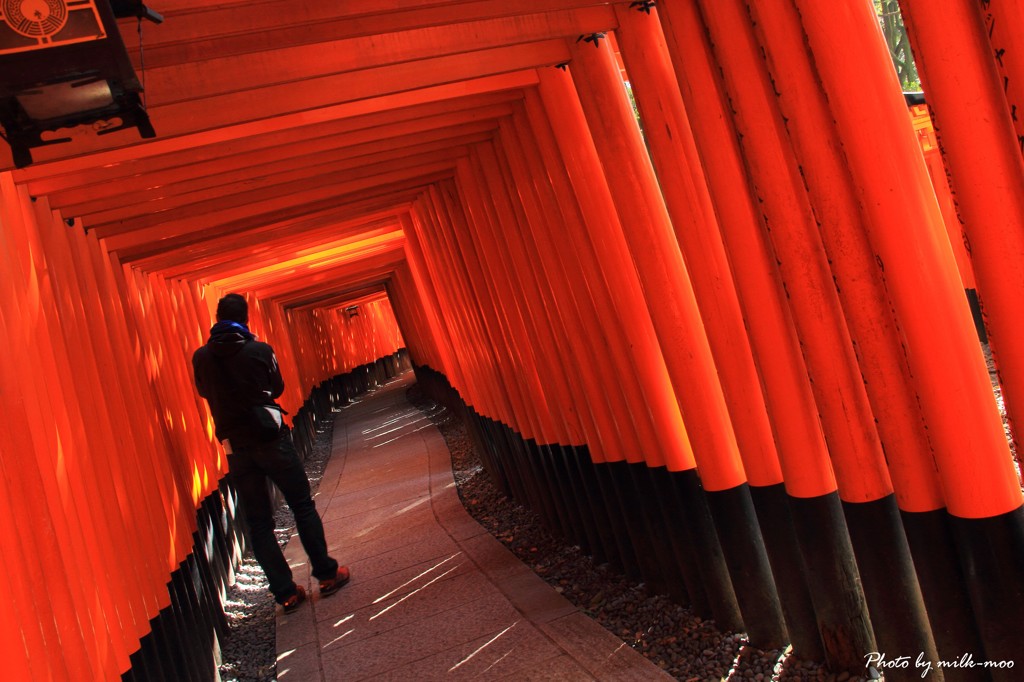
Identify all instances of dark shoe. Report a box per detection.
[319,567,351,597]
[281,585,306,613]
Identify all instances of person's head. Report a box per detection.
[216,293,249,324]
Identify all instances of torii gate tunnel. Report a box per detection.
[2,1,1024,680]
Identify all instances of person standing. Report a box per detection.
[192,293,349,612]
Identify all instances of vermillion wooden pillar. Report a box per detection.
[898,0,1024,454]
[518,90,721,593]
[526,81,741,622]
[424,181,557,513]
[405,205,504,427]
[473,133,638,569]
[387,268,428,364]
[385,269,426,367]
[718,0,942,506]
[656,0,876,670]
[610,3,781,500]
[677,0,881,501]
[119,267,202,555]
[692,0,940,673]
[612,3,823,658]
[462,149,584,447]
[483,132,621,567]
[468,141,659,458]
[462,143,686,593]
[0,184,85,680]
[559,37,788,647]
[486,131,718,599]
[0,418,36,679]
[453,155,583,538]
[787,0,1021,518]
[497,112,705,598]
[399,215,470,398]
[445,174,560,448]
[410,193,533,504]
[475,139,651,561]
[415,189,534,436]
[793,0,1024,669]
[72,226,180,654]
[977,1,1024,149]
[531,75,696,472]
[489,125,619,462]
[39,204,175,669]
[563,34,746,497]
[748,0,985,669]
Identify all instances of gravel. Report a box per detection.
[405,383,877,682]
[217,416,338,682]
[983,343,1021,485]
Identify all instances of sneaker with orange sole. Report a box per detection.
[281,585,306,613]
[319,566,351,597]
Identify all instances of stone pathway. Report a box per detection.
[274,372,673,680]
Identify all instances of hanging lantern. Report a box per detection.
[0,0,162,168]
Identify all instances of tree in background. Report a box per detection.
[876,0,922,91]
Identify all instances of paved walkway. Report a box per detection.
[274,372,673,680]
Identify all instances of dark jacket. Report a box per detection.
[192,322,285,446]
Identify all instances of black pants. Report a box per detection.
[228,430,338,603]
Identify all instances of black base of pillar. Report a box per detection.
[671,469,744,632]
[125,554,222,682]
[843,495,940,681]
[901,508,987,680]
[748,483,823,660]
[648,466,708,613]
[606,460,666,589]
[591,460,645,582]
[787,492,876,672]
[539,444,577,540]
[524,439,564,532]
[555,445,608,561]
[627,461,687,600]
[484,417,529,505]
[704,483,788,649]
[948,505,1024,680]
[570,447,628,572]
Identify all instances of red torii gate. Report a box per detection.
[1,1,1022,679]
